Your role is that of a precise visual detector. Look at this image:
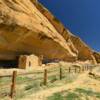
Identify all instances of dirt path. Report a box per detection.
[20,72,89,100]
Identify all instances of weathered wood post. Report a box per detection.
[90,66,93,72]
[44,69,47,85]
[69,67,71,73]
[86,65,88,71]
[75,67,77,73]
[78,67,81,73]
[10,71,17,98]
[86,65,87,71]
[82,67,84,72]
[60,67,62,80]
[88,65,90,71]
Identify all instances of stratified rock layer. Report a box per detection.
[0,0,99,63]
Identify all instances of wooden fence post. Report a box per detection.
[87,66,89,71]
[60,67,62,80]
[75,67,77,73]
[44,69,47,85]
[85,65,88,71]
[82,67,84,72]
[90,66,93,72]
[88,66,90,70]
[78,67,81,73]
[69,67,71,73]
[10,71,17,98]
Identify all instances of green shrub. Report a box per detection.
[65,92,80,100]
[48,92,63,100]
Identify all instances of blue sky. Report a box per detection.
[39,0,100,52]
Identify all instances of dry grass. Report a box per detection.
[0,64,100,100]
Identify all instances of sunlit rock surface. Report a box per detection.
[0,0,99,64]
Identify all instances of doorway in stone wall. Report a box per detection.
[29,61,31,67]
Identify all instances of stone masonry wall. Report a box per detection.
[18,54,40,69]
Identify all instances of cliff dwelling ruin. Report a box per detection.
[18,55,43,69]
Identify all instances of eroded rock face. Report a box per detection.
[0,0,77,61]
[0,0,99,63]
[32,0,99,64]
[93,52,100,63]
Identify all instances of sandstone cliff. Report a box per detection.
[0,0,99,64]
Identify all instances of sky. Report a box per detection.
[39,0,100,52]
